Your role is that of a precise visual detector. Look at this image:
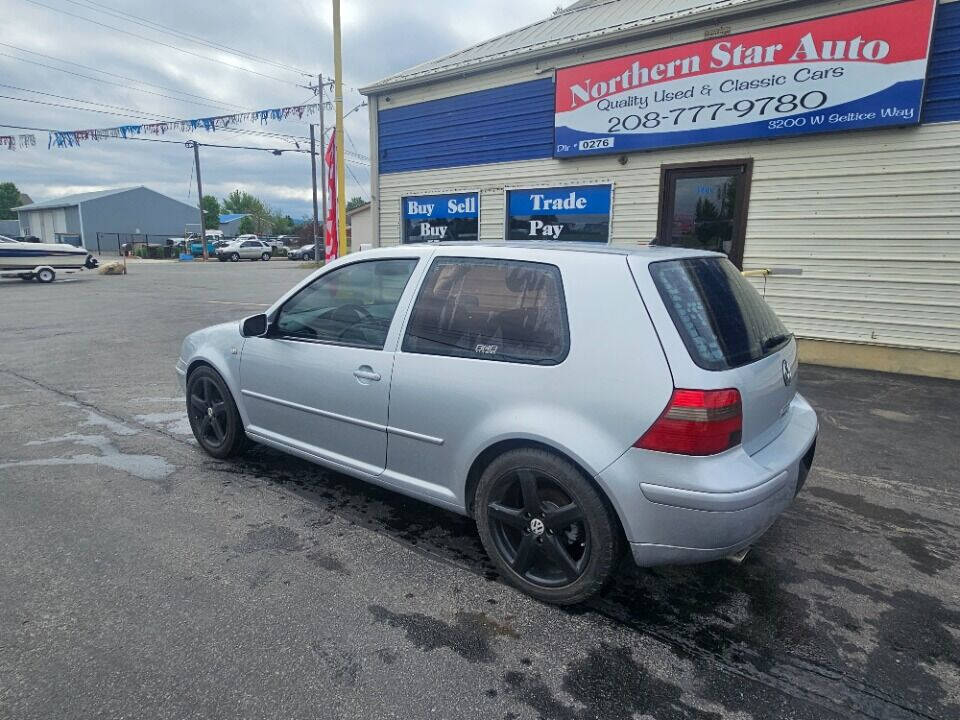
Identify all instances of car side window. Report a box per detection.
[402,257,569,365]
[274,259,419,349]
[242,241,257,248]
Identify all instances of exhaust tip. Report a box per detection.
[726,546,751,565]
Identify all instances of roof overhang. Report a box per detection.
[12,202,76,212]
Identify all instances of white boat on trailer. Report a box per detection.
[0,235,99,283]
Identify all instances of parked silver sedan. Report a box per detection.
[176,243,818,604]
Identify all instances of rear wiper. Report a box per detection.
[762,333,793,351]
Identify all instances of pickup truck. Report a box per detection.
[189,238,218,257]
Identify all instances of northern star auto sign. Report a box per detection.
[553,0,937,158]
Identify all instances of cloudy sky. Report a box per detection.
[1,0,560,221]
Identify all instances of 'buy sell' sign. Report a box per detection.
[553,0,937,157]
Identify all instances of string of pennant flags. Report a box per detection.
[1,134,37,151]
[2,102,320,150]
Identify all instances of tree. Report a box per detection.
[238,217,256,234]
[201,195,220,230]
[0,182,22,220]
[271,211,295,235]
[222,189,273,235]
[346,196,366,212]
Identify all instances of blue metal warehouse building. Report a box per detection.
[13,186,199,253]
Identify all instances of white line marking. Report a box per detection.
[206,300,270,307]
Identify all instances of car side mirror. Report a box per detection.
[240,313,269,338]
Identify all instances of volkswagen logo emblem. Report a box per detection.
[782,359,793,387]
[529,518,545,537]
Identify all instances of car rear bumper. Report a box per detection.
[598,393,818,566]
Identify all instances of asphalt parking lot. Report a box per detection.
[1,260,958,720]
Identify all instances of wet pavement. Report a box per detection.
[1,261,958,719]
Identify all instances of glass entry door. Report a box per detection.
[656,161,752,268]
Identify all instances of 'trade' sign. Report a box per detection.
[554,0,937,158]
[507,185,612,242]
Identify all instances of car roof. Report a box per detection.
[353,242,722,264]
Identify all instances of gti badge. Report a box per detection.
[782,359,793,387]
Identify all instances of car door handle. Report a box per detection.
[353,366,381,382]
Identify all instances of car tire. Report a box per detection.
[475,448,623,605]
[230,253,240,262]
[218,256,226,262]
[261,253,270,261]
[186,366,248,459]
[35,268,56,283]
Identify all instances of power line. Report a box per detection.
[0,121,311,153]
[69,0,316,77]
[0,44,248,112]
[345,164,368,201]
[0,86,313,144]
[19,0,305,87]
[0,44,325,140]
[0,82,201,120]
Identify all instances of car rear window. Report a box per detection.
[649,257,791,371]
[402,257,569,365]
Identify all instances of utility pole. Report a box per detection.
[310,112,319,269]
[309,123,319,266]
[333,0,347,258]
[319,74,327,268]
[192,141,208,261]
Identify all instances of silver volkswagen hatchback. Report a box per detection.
[177,243,817,604]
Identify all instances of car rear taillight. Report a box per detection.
[635,389,742,456]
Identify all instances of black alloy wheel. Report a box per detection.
[476,448,622,605]
[489,469,589,587]
[186,366,247,458]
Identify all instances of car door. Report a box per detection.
[240,240,259,259]
[385,255,572,503]
[239,257,421,476]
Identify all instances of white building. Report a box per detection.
[362,0,960,379]
[347,202,372,250]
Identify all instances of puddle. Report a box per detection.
[236,525,304,553]
[869,409,917,423]
[0,432,175,482]
[60,402,137,436]
[369,605,517,664]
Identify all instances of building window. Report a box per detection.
[656,161,753,269]
[402,192,479,243]
[506,184,612,242]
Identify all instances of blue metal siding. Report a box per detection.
[923,2,960,123]
[378,79,555,174]
[379,4,958,175]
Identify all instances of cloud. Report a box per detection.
[1,0,559,219]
